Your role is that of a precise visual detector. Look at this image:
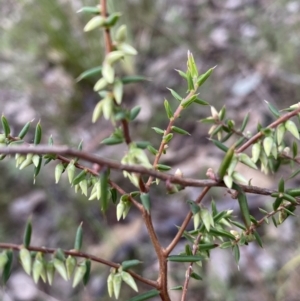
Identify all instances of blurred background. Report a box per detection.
[1,0,300,300]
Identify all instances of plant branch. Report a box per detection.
[181,233,202,301]
[0,242,158,288]
[146,87,199,189]
[142,211,170,301]
[164,186,210,256]
[236,107,300,153]
[101,0,113,53]
[0,145,284,195]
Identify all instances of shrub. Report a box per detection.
[1,1,300,301]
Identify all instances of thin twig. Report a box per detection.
[237,107,300,153]
[164,186,210,256]
[0,243,158,288]
[101,0,113,53]
[181,233,202,301]
[0,145,283,195]
[146,87,199,189]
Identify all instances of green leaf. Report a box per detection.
[263,136,273,156]
[167,255,204,262]
[74,223,83,251]
[2,249,13,284]
[20,248,32,275]
[104,12,122,27]
[220,241,232,249]
[167,88,182,101]
[135,141,151,149]
[127,289,160,301]
[209,228,236,239]
[253,231,263,248]
[147,145,158,155]
[210,139,228,152]
[185,244,193,256]
[285,120,300,139]
[171,126,190,135]
[170,286,183,291]
[102,61,115,84]
[175,69,187,79]
[164,99,174,119]
[218,145,235,179]
[46,261,55,285]
[240,113,249,132]
[156,164,172,171]
[233,244,240,264]
[140,193,151,214]
[232,183,251,228]
[121,75,148,84]
[23,218,32,248]
[193,98,209,106]
[186,70,194,91]
[293,141,298,158]
[116,25,127,42]
[187,200,200,215]
[273,197,283,210]
[72,170,87,186]
[121,259,142,271]
[93,77,108,92]
[187,51,198,77]
[163,133,173,143]
[181,95,198,108]
[83,259,91,286]
[197,66,216,87]
[84,15,106,32]
[285,188,300,197]
[1,115,10,137]
[130,106,141,121]
[76,66,102,82]
[278,178,285,193]
[229,220,246,230]
[117,43,138,55]
[200,208,214,232]
[107,273,114,298]
[77,6,101,14]
[66,255,76,279]
[191,272,202,280]
[55,163,65,184]
[121,271,138,292]
[101,137,124,145]
[72,261,86,288]
[265,100,280,118]
[53,258,68,281]
[113,272,122,299]
[152,127,164,135]
[34,122,42,145]
[288,168,300,180]
[18,121,31,139]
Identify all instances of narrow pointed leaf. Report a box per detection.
[77,66,102,82]
[23,218,32,248]
[128,290,160,301]
[121,259,142,271]
[167,88,182,101]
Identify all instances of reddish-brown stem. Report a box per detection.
[122,119,132,145]
[101,0,133,147]
[0,145,287,195]
[237,106,300,153]
[0,243,158,288]
[101,0,113,53]
[164,186,210,256]
[181,233,202,301]
[142,211,170,301]
[146,88,198,189]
